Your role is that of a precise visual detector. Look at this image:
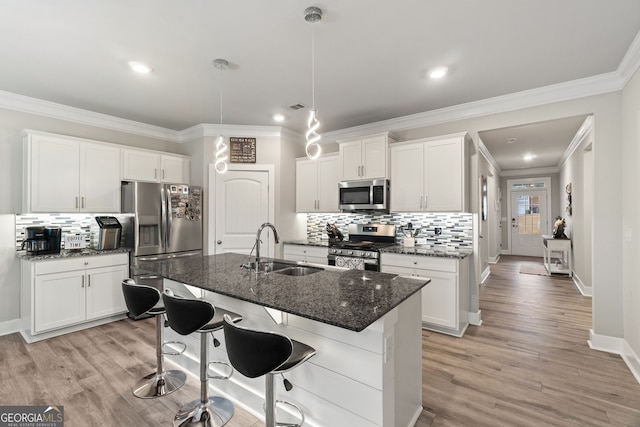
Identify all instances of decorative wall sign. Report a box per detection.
[230,137,256,163]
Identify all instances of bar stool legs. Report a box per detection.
[133,313,187,398]
[173,333,234,427]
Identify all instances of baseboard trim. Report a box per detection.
[480,266,491,284]
[469,310,482,326]
[0,319,21,337]
[572,272,592,296]
[488,254,500,264]
[500,249,511,255]
[588,329,624,354]
[622,341,640,385]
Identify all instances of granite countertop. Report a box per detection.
[17,247,131,261]
[135,252,429,332]
[380,245,473,259]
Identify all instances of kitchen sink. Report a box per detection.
[241,261,296,273]
[275,266,323,277]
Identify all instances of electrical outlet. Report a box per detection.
[434,227,442,235]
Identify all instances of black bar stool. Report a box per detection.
[121,279,187,398]
[163,291,243,427]
[222,315,316,427]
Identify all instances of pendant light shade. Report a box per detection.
[304,6,322,160]
[213,58,229,174]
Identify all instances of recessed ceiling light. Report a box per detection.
[273,114,285,122]
[429,67,448,79]
[523,153,536,161]
[506,138,517,144]
[128,61,152,74]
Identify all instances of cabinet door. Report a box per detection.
[122,149,160,182]
[340,140,363,180]
[390,143,424,212]
[34,271,86,333]
[424,138,463,211]
[416,270,457,329]
[361,136,387,179]
[80,142,121,212]
[29,135,80,212]
[317,154,340,212]
[161,155,190,183]
[85,265,128,320]
[296,159,319,212]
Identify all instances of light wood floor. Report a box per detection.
[2,255,639,426]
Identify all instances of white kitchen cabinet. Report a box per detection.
[338,133,396,180]
[122,148,190,183]
[21,253,129,342]
[390,133,470,212]
[381,253,469,337]
[23,131,121,213]
[296,153,340,212]
[283,244,328,265]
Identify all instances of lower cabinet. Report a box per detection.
[381,253,470,337]
[22,253,129,341]
[283,244,328,265]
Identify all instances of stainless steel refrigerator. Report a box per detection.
[121,181,203,299]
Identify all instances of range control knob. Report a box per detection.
[349,251,354,256]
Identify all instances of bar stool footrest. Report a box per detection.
[208,360,234,380]
[262,399,305,427]
[162,340,187,356]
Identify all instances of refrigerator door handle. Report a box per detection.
[166,187,172,248]
[160,185,167,250]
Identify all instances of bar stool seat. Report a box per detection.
[222,315,316,427]
[121,279,187,399]
[163,291,243,427]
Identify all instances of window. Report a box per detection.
[517,194,541,235]
[511,182,546,190]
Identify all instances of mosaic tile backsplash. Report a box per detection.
[15,213,132,250]
[307,212,473,249]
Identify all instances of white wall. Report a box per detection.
[622,67,640,358]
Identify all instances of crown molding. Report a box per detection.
[618,29,640,86]
[0,89,182,142]
[478,138,501,174]
[500,166,560,177]
[558,115,594,168]
[322,71,624,143]
[179,124,284,142]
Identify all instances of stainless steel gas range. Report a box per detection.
[327,224,396,271]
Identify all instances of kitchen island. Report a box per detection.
[136,252,429,427]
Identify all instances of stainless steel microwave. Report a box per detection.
[339,179,390,212]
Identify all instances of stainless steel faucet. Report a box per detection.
[255,222,280,266]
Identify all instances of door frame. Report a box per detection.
[506,176,551,255]
[208,163,275,255]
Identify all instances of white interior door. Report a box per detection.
[510,190,548,257]
[214,169,271,255]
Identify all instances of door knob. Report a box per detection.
[217,240,222,244]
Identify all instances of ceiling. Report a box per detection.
[1,1,639,169]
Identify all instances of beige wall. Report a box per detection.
[622,67,640,356]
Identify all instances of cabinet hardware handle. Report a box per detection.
[423,195,427,209]
[81,276,85,288]
[163,169,165,179]
[84,262,88,266]
[87,275,91,287]
[217,240,222,244]
[154,168,157,179]
[81,196,85,209]
[362,165,365,177]
[75,196,79,208]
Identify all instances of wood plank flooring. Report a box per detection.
[1,255,639,426]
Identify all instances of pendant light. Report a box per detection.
[304,6,322,160]
[213,58,229,174]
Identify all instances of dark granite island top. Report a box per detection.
[135,252,429,332]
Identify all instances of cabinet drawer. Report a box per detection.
[381,253,457,273]
[34,253,128,275]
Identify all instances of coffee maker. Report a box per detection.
[21,226,62,255]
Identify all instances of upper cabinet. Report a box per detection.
[23,131,121,213]
[122,149,190,183]
[338,133,396,180]
[390,133,470,212]
[296,153,340,213]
